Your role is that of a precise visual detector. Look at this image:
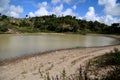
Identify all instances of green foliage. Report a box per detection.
[19,21,30,27]
[78,66,83,80]
[61,69,67,80]
[0,14,120,34]
[102,67,120,80]
[0,26,8,32]
[97,48,120,67]
[100,48,120,80]
[0,15,9,32]
[29,15,111,34]
[1,15,8,20]
[90,48,120,80]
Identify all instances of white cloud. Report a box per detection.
[51,0,86,5]
[53,4,77,16]
[29,3,77,17]
[51,0,61,4]
[8,12,19,18]
[51,0,72,4]
[53,4,63,16]
[98,15,120,25]
[29,9,48,17]
[28,12,35,17]
[0,0,10,13]
[38,1,48,8]
[72,5,77,10]
[84,6,120,25]
[85,7,98,21]
[29,2,50,17]
[63,8,77,16]
[63,0,71,4]
[9,5,23,14]
[7,5,23,17]
[28,1,119,25]
[0,0,24,17]
[98,0,120,16]
[34,7,49,16]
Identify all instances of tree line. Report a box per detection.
[0,14,120,34]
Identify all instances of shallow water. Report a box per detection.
[0,33,120,60]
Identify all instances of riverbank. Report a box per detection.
[0,34,120,80]
[0,44,120,80]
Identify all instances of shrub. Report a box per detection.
[0,26,8,32]
[19,21,30,27]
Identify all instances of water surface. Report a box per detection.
[0,33,120,61]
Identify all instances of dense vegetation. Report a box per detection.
[40,48,120,80]
[0,14,120,34]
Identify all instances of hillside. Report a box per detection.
[0,15,120,34]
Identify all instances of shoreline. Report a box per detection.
[0,45,120,80]
[0,44,120,66]
[0,34,120,66]
[0,45,120,66]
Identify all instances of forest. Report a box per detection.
[0,14,120,34]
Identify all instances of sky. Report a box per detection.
[0,0,120,25]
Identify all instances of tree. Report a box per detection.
[0,26,8,32]
[112,23,119,27]
[110,23,120,34]
[19,21,30,27]
[26,15,28,18]
[1,15,8,20]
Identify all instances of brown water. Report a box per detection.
[0,33,120,61]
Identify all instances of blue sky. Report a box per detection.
[9,0,105,17]
[0,0,120,25]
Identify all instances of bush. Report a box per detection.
[102,67,120,80]
[19,21,30,27]
[0,26,8,32]
[97,48,120,67]
[101,48,120,80]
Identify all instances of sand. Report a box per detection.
[0,45,120,80]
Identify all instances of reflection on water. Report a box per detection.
[0,33,120,60]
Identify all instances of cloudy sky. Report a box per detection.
[0,0,120,25]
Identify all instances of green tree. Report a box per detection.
[0,26,7,32]
[19,21,30,27]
